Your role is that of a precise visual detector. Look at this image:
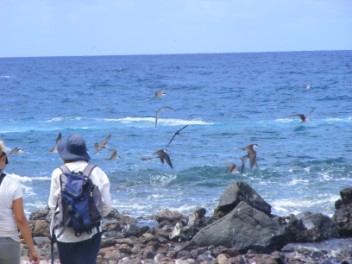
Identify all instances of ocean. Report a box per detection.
[1,51,351,218]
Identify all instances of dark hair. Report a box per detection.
[0,152,9,164]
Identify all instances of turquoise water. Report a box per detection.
[1,51,351,217]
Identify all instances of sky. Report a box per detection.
[1,0,351,58]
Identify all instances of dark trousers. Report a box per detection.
[57,232,102,264]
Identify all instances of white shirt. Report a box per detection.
[0,174,23,242]
[48,161,112,243]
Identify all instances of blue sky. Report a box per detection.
[1,0,351,58]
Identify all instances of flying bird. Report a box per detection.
[305,82,311,90]
[155,106,176,127]
[9,147,23,156]
[167,124,189,146]
[290,107,315,123]
[49,132,62,153]
[106,148,119,160]
[154,89,166,98]
[95,134,112,153]
[154,149,173,169]
[240,144,259,173]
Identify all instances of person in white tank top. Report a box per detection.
[0,140,40,264]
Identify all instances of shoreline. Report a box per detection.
[21,182,352,263]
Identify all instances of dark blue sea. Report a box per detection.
[1,51,351,218]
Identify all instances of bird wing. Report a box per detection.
[177,124,189,133]
[167,125,189,146]
[49,132,62,153]
[155,107,176,128]
[155,89,166,97]
[240,144,250,151]
[94,142,100,152]
[9,147,21,156]
[155,150,173,169]
[248,152,257,170]
[167,125,188,145]
[167,134,177,146]
[163,106,176,112]
[154,150,164,163]
[163,152,173,169]
[306,107,315,118]
[106,149,117,160]
[240,155,248,173]
[290,114,305,122]
[157,106,176,113]
[96,134,112,152]
[155,112,159,127]
[101,134,112,146]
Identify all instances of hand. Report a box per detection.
[28,248,40,264]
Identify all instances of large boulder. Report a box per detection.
[333,187,352,237]
[284,212,338,242]
[213,181,271,219]
[183,201,287,253]
[29,206,51,222]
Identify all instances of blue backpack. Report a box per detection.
[52,164,103,238]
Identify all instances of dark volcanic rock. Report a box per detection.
[183,201,287,253]
[23,183,352,263]
[333,187,352,237]
[285,212,338,242]
[213,181,271,219]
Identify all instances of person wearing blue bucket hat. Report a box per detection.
[57,134,91,162]
[48,134,112,264]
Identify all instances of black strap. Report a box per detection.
[0,172,6,186]
[50,234,56,264]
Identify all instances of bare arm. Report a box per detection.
[13,198,40,264]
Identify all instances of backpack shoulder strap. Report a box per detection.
[59,165,71,174]
[59,164,96,177]
[82,164,96,178]
[0,172,6,186]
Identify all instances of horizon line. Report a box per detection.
[0,49,351,59]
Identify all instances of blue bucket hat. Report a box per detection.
[58,134,91,161]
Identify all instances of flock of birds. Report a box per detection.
[7,85,316,174]
[45,89,192,170]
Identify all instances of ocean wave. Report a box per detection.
[43,116,84,122]
[149,173,178,185]
[287,177,309,186]
[271,195,339,216]
[323,117,352,123]
[0,75,14,79]
[119,117,213,126]
[274,118,293,123]
[43,117,65,122]
[7,173,51,182]
[166,204,202,215]
[273,116,352,124]
[42,116,213,126]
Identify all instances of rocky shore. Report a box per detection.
[22,181,352,264]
